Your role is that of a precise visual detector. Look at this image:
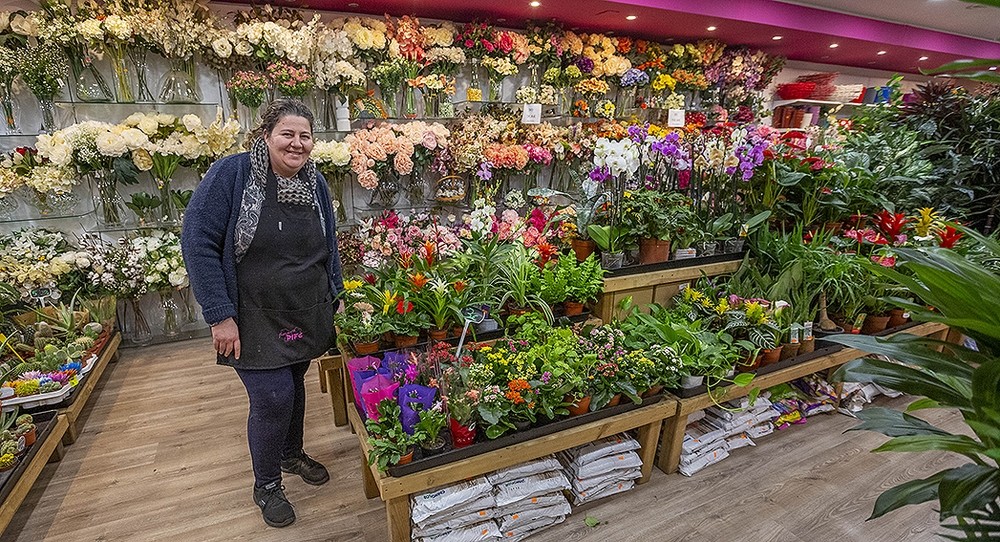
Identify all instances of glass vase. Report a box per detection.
[369,172,401,208]
[422,91,439,118]
[92,169,127,227]
[179,286,198,325]
[0,76,18,134]
[558,87,573,116]
[327,175,348,223]
[37,98,57,133]
[239,104,259,133]
[405,174,427,204]
[377,84,400,118]
[403,86,417,119]
[310,90,328,131]
[106,44,134,103]
[466,59,482,102]
[23,188,78,216]
[0,195,16,218]
[156,176,178,226]
[127,46,155,103]
[159,57,200,104]
[121,298,152,345]
[67,49,114,103]
[488,76,503,102]
[159,289,180,337]
[617,87,636,117]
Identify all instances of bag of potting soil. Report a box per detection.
[494,471,570,507]
[486,456,562,486]
[414,494,497,531]
[680,438,726,467]
[412,476,493,524]
[499,492,569,516]
[560,434,640,466]
[570,478,636,505]
[413,505,500,538]
[498,500,571,531]
[725,432,755,451]
[678,447,729,477]
[681,420,728,455]
[499,514,566,541]
[564,450,642,480]
[569,466,641,494]
[399,383,437,435]
[417,520,501,542]
[747,422,774,439]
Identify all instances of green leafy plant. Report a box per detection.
[587,224,627,253]
[497,244,553,323]
[365,400,418,472]
[414,404,448,447]
[830,229,1000,540]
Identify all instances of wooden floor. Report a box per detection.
[1,338,966,542]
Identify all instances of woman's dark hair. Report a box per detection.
[245,99,314,147]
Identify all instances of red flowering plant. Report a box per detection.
[386,294,430,338]
[936,225,963,249]
[873,209,910,246]
[455,21,498,59]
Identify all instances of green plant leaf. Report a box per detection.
[938,464,1000,519]
[870,471,946,519]
[906,398,941,411]
[873,435,986,461]
[584,516,601,528]
[832,357,971,407]
[731,373,754,386]
[847,407,953,437]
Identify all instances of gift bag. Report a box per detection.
[360,374,399,421]
[381,351,408,379]
[399,383,437,435]
[348,355,381,404]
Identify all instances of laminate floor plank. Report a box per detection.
[0,338,971,542]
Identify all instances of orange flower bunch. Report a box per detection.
[672,69,709,91]
[388,14,426,63]
[505,379,531,404]
[616,36,633,55]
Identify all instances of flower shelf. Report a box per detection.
[386,392,665,477]
[0,410,63,527]
[602,249,746,279]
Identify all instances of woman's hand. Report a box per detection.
[212,318,241,359]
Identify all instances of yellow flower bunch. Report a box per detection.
[913,207,939,237]
[343,279,363,291]
[651,73,676,93]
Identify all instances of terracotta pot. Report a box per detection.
[449,418,477,448]
[606,393,622,408]
[396,449,414,466]
[740,352,760,372]
[571,238,597,262]
[353,340,380,355]
[451,326,465,338]
[428,328,449,341]
[760,346,783,366]
[641,385,664,398]
[799,337,815,354]
[861,314,891,335]
[638,237,671,264]
[565,394,592,416]
[564,301,584,316]
[779,342,801,361]
[22,427,35,447]
[887,308,908,329]
[394,335,418,348]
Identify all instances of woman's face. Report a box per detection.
[265,115,314,177]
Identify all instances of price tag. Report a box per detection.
[521,103,542,124]
[667,109,686,127]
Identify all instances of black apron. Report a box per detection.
[221,173,334,369]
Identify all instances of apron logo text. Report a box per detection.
[279,327,305,343]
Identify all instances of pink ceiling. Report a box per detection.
[222,0,1000,74]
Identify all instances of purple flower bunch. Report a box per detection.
[728,131,770,181]
[477,161,494,181]
[588,165,612,184]
[627,123,649,144]
[583,326,627,363]
[575,56,595,74]
[619,68,649,88]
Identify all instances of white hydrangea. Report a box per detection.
[95,131,128,157]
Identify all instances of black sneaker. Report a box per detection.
[280,451,330,486]
[253,482,295,528]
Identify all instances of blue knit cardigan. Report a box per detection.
[181,152,344,326]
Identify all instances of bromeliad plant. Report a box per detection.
[830,228,1000,540]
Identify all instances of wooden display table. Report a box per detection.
[0,411,68,535]
[316,353,349,427]
[349,398,679,542]
[61,332,122,445]
[655,321,949,474]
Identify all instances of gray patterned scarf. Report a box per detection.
[234,137,324,262]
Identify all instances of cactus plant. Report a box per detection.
[0,452,16,471]
[0,440,16,456]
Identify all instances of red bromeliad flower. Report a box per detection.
[528,208,547,230]
[396,298,414,315]
[873,210,910,238]
[453,280,467,293]
[422,240,436,266]
[535,242,557,266]
[363,273,377,285]
[410,272,429,290]
[937,225,963,249]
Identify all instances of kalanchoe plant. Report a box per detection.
[414,401,448,448]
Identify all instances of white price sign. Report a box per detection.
[521,103,542,124]
[667,109,686,127]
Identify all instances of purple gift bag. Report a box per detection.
[381,351,408,379]
[398,384,437,435]
[360,374,399,421]
[348,355,381,405]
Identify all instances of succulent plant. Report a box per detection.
[13,380,39,397]
[82,322,103,338]
[13,423,34,437]
[39,381,62,393]
[14,414,32,426]
[0,430,13,442]
[0,452,16,470]
[0,440,16,456]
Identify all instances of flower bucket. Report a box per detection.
[396,448,414,466]
[799,337,816,354]
[428,328,448,341]
[638,237,671,264]
[641,385,664,398]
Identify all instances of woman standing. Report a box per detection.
[182,99,343,528]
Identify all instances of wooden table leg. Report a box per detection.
[317,360,328,394]
[326,365,347,427]
[386,495,411,542]
[656,413,688,475]
[48,441,65,463]
[62,421,79,446]
[344,368,356,435]
[361,453,379,500]
[636,419,663,484]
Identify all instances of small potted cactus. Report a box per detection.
[0,452,16,472]
[14,414,35,447]
[0,439,17,458]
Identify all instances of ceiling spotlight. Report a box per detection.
[919,56,929,61]
[772,35,783,40]
[529,1,540,6]
[877,50,887,55]
[706,26,717,31]
[829,43,839,48]
[347,2,358,6]
[991,66,999,71]
[626,15,637,20]
[497,18,506,22]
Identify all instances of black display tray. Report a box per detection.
[603,250,746,279]
[0,409,59,504]
[386,393,664,477]
[667,320,921,399]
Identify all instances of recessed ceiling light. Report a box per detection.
[497,18,506,22]
[991,66,999,71]
[919,56,929,61]
[877,50,887,55]
[868,61,876,65]
[529,0,540,6]
[626,15,637,20]
[772,35,783,40]
[347,2,358,6]
[829,43,839,48]
[706,26,717,31]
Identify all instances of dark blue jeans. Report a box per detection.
[235,361,310,488]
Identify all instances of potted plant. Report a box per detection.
[646,343,682,395]
[587,224,627,270]
[497,244,554,323]
[860,279,893,335]
[672,210,700,260]
[365,399,420,471]
[14,413,34,447]
[387,295,429,348]
[413,274,460,341]
[446,390,479,448]
[334,300,388,355]
[414,402,449,456]
[621,190,691,264]
[0,452,14,472]
[563,255,604,316]
[723,301,781,368]
[537,260,570,313]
